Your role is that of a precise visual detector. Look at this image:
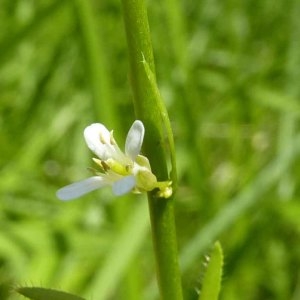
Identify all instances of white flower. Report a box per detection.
[56,120,171,201]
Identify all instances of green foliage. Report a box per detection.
[121,0,183,298]
[16,287,85,300]
[1,0,300,299]
[199,242,223,300]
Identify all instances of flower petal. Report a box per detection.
[125,120,145,160]
[56,176,108,201]
[84,123,114,160]
[112,175,136,196]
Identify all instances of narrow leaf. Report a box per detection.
[16,287,85,300]
[199,241,223,300]
[141,57,178,189]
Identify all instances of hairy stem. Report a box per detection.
[121,0,183,298]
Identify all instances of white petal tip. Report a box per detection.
[56,176,107,201]
[83,123,112,159]
[125,120,145,160]
[56,189,77,201]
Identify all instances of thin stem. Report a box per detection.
[120,0,183,299]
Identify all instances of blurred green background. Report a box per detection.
[1,0,300,299]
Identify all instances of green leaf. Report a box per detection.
[199,241,223,300]
[141,57,178,190]
[16,287,85,300]
[252,86,300,116]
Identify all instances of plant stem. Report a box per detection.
[120,0,183,299]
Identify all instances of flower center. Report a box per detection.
[93,157,132,176]
[106,158,132,176]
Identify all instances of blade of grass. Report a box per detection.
[82,199,149,300]
[277,0,300,199]
[0,1,69,65]
[180,133,300,271]
[74,0,115,126]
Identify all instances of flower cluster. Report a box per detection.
[57,120,172,200]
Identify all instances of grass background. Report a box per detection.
[1,0,300,299]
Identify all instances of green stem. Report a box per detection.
[120,0,183,299]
